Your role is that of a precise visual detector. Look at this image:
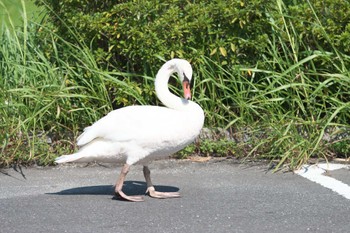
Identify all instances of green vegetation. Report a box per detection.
[0,0,42,33]
[35,0,272,72]
[1,0,350,169]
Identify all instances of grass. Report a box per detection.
[1,0,349,169]
[0,0,43,33]
[189,0,350,169]
[0,2,145,166]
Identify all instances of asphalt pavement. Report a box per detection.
[1,159,349,233]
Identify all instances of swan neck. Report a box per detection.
[155,65,187,110]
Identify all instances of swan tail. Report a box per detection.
[55,152,85,164]
[76,126,96,146]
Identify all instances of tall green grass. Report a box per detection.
[0,3,145,165]
[0,0,43,34]
[193,0,350,169]
[1,0,349,168]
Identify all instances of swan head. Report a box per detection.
[168,59,193,100]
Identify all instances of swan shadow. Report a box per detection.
[47,181,179,197]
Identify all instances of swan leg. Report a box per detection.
[143,166,180,199]
[114,164,144,202]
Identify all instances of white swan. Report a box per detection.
[55,59,205,201]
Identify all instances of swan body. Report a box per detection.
[55,59,204,201]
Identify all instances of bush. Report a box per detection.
[287,0,350,54]
[36,0,273,72]
[37,0,350,73]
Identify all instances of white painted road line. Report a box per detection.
[295,163,350,200]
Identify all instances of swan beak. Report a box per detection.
[182,80,191,100]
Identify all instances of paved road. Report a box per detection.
[1,159,349,233]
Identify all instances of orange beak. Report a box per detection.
[182,80,191,100]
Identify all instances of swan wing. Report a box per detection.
[76,105,197,147]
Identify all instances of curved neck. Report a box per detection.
[155,63,192,111]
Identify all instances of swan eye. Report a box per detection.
[183,73,189,82]
[183,73,193,88]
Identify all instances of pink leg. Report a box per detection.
[143,166,180,199]
[115,164,144,202]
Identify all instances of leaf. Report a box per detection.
[210,48,217,56]
[56,105,61,119]
[219,47,227,57]
[230,43,236,52]
[108,45,115,52]
[239,20,245,28]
